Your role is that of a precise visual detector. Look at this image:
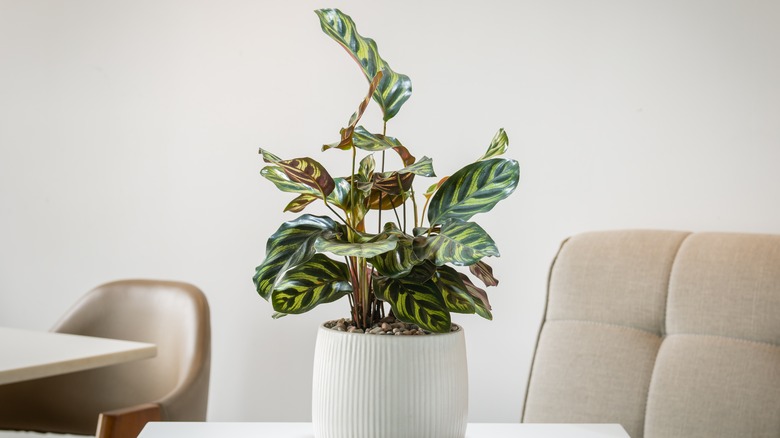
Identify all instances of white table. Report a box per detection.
[138,422,630,437]
[0,327,156,385]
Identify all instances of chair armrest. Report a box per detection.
[96,402,162,438]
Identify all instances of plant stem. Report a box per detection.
[410,186,419,229]
[377,122,387,233]
[324,201,356,233]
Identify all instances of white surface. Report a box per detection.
[138,422,630,438]
[1,0,779,424]
[312,326,468,437]
[0,327,156,385]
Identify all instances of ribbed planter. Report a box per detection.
[312,324,468,438]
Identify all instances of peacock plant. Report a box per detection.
[253,8,519,333]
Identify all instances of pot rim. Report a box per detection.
[318,321,462,337]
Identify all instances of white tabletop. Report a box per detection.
[0,327,156,385]
[138,422,630,438]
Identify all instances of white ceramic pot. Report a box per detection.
[312,324,468,438]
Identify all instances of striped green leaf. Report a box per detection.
[315,231,398,258]
[370,239,417,278]
[284,193,318,213]
[260,149,335,198]
[352,126,402,152]
[427,158,519,226]
[316,9,412,121]
[253,215,343,300]
[415,219,499,266]
[368,223,419,278]
[359,154,375,183]
[374,277,451,333]
[261,166,307,194]
[271,254,352,314]
[477,128,509,161]
[328,178,353,210]
[262,166,351,211]
[434,266,477,314]
[399,156,435,177]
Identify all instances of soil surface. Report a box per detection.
[323,316,460,335]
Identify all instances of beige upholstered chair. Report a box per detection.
[522,230,780,438]
[0,279,211,438]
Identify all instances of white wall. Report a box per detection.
[1,0,779,423]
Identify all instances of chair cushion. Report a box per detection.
[523,230,780,438]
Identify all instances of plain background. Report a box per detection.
[1,0,779,425]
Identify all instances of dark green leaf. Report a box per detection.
[434,266,477,314]
[374,277,451,333]
[316,9,412,121]
[253,215,343,300]
[368,223,419,278]
[271,254,352,314]
[414,220,499,266]
[427,158,519,225]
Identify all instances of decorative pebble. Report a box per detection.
[324,318,458,336]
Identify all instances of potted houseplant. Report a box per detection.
[253,8,519,438]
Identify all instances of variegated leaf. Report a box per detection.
[271,254,352,314]
[392,144,415,167]
[253,215,343,300]
[399,156,435,177]
[315,231,398,258]
[315,238,398,258]
[328,178,353,210]
[368,223,419,278]
[372,171,413,195]
[284,193,318,213]
[414,219,499,266]
[460,273,493,320]
[373,277,451,333]
[434,266,477,314]
[367,191,409,211]
[316,9,412,121]
[398,259,437,284]
[427,158,519,226]
[262,166,351,211]
[262,166,312,194]
[260,149,336,198]
[370,239,418,278]
[469,260,499,286]
[258,148,282,163]
[323,73,383,151]
[477,128,509,161]
[359,154,375,183]
[352,126,402,152]
[423,177,449,200]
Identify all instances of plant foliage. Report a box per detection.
[254,9,519,333]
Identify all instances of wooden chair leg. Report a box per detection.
[96,403,162,438]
